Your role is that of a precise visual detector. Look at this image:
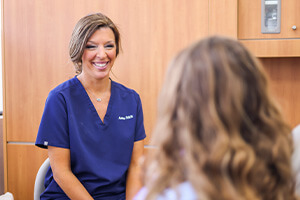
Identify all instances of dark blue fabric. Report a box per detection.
[35,77,146,199]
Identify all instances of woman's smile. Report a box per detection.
[93,61,109,70]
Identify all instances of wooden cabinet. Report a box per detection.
[7,144,47,200]
[261,58,300,128]
[239,0,300,39]
[238,0,300,57]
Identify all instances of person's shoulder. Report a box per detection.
[176,182,197,199]
[112,79,140,98]
[163,182,197,200]
[292,124,300,197]
[292,125,300,143]
[134,182,197,200]
[49,76,79,96]
[133,187,147,200]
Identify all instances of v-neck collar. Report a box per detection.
[75,76,114,126]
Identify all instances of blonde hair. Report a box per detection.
[144,36,295,200]
[69,13,121,74]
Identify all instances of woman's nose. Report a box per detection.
[96,46,107,58]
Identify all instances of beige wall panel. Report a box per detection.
[261,58,300,128]
[7,144,48,200]
[239,0,300,39]
[238,0,261,39]
[4,0,76,142]
[4,0,209,143]
[209,0,238,38]
[111,0,209,143]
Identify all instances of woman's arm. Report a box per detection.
[48,146,93,200]
[126,140,145,200]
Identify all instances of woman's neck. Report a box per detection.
[77,74,111,94]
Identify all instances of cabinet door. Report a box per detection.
[239,0,300,39]
[7,144,48,200]
[261,57,300,128]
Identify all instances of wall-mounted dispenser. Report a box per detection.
[261,0,281,33]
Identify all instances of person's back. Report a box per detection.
[136,36,297,200]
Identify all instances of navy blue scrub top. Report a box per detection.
[35,76,146,200]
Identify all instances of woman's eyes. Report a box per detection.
[85,45,97,49]
[85,44,115,50]
[104,44,115,49]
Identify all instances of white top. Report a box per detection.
[0,192,14,200]
[134,182,198,200]
[292,124,300,196]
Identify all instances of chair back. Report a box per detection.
[34,158,50,200]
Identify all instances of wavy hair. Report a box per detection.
[143,36,295,200]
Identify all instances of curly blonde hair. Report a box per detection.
[143,36,296,200]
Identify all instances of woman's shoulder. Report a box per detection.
[111,79,140,99]
[49,76,80,96]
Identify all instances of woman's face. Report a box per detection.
[81,27,117,80]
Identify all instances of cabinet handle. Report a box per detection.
[292,25,297,30]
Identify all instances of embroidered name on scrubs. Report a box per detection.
[118,115,134,120]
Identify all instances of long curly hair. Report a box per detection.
[143,36,296,200]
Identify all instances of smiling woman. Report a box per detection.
[35,13,146,200]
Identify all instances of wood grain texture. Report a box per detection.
[4,0,75,142]
[240,39,300,57]
[209,0,238,38]
[7,144,48,200]
[111,0,209,144]
[239,0,300,39]
[261,58,300,128]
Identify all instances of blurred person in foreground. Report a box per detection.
[135,36,296,200]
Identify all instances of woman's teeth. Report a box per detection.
[94,62,107,67]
